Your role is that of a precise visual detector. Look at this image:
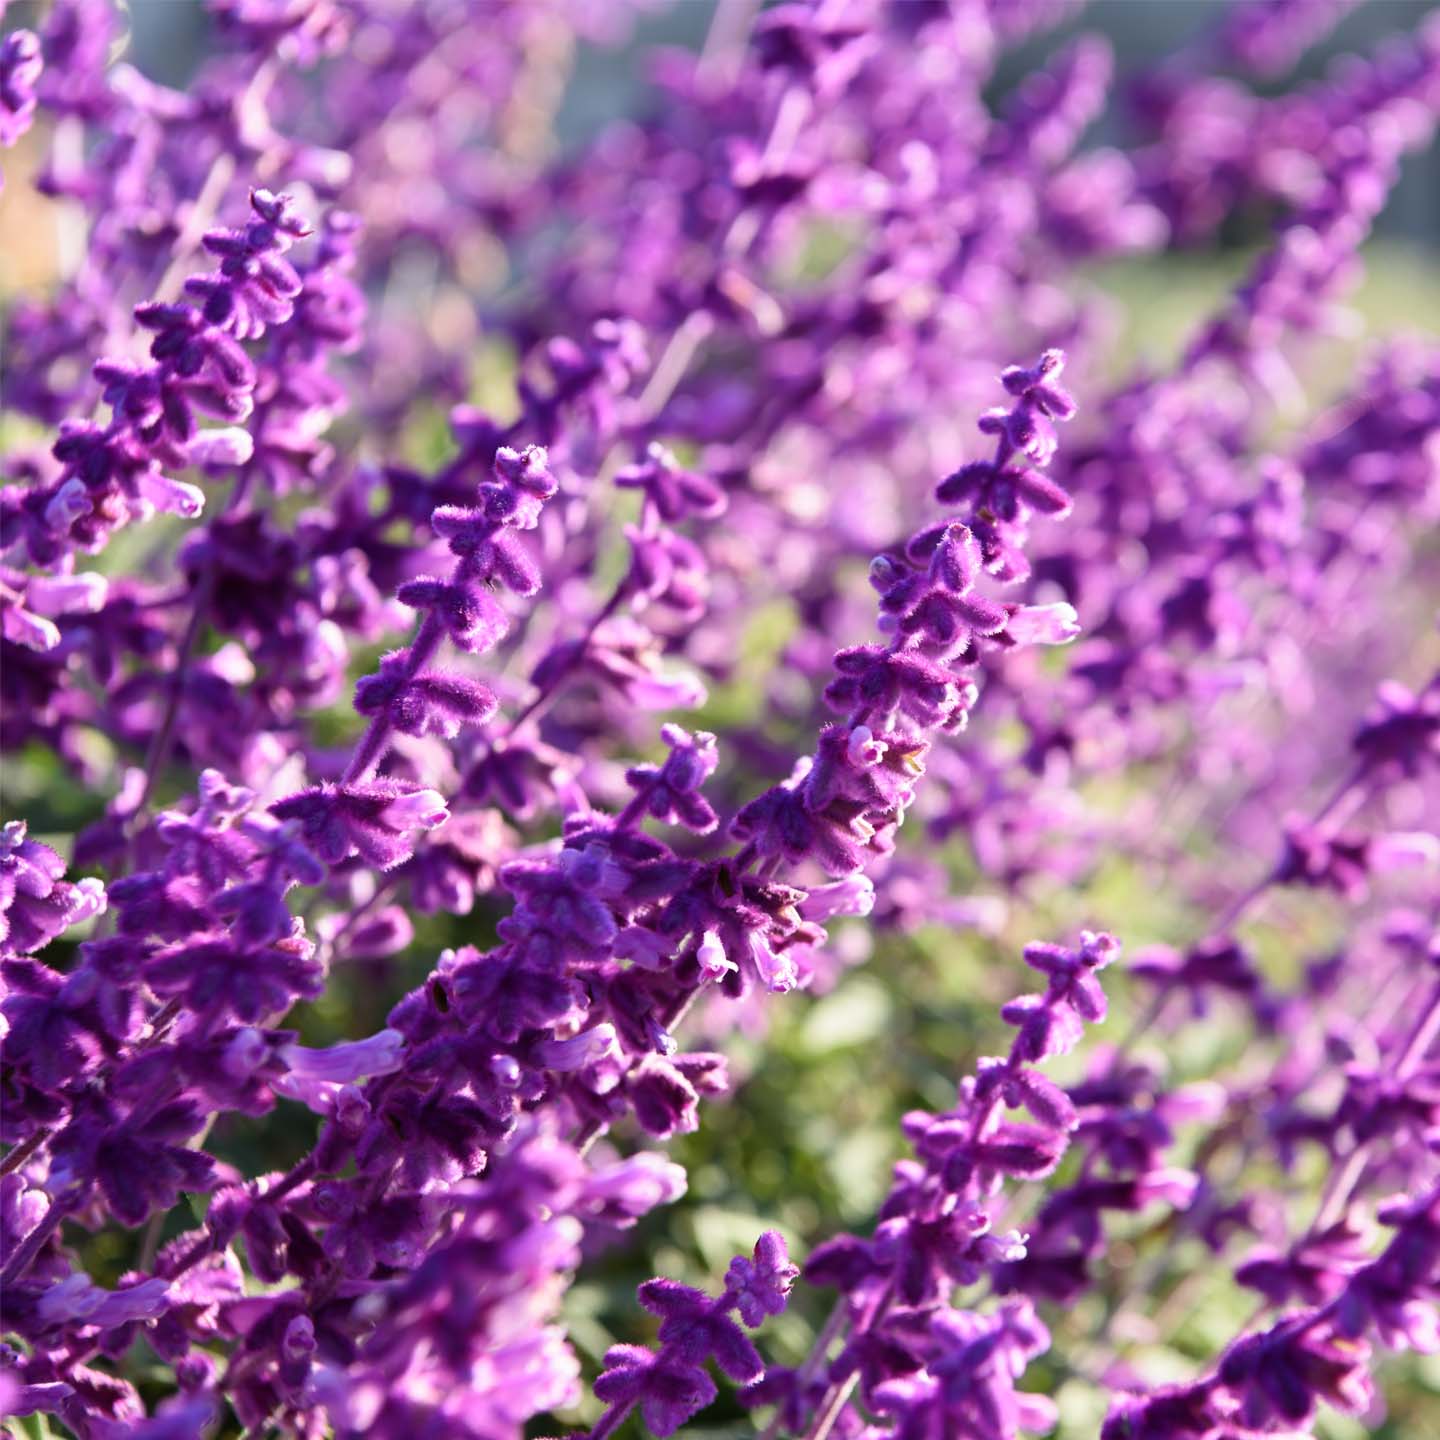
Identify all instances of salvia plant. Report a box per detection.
[0,1,1437,1438]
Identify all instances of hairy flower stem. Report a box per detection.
[125,442,271,841]
[151,61,281,304]
[499,584,630,740]
[806,1370,862,1440]
[585,1400,632,1440]
[130,570,217,814]
[803,1283,895,1440]
[0,1129,46,1178]
[141,995,185,1044]
[757,1298,850,1440]
[573,981,713,1160]
[698,0,763,87]
[798,1053,1029,1437]
[0,1197,65,1288]
[343,610,449,784]
[1308,977,1440,1235]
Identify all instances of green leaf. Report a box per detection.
[797,976,893,1054]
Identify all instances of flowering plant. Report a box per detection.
[1,3,1437,1439]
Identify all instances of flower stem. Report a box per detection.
[1,1198,65,1289]
[1309,977,1440,1234]
[0,1130,47,1178]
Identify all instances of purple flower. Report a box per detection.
[726,1231,799,1327]
[1217,1317,1374,1427]
[592,1345,717,1438]
[1001,932,1117,1061]
[624,725,720,833]
[638,1278,763,1379]
[0,821,106,956]
[591,1228,796,1436]
[353,653,498,738]
[870,1301,1058,1440]
[143,930,323,1024]
[49,1098,216,1227]
[269,781,449,869]
[615,442,727,522]
[1353,675,1440,778]
[0,31,43,148]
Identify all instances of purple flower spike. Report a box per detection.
[726,1231,799,1327]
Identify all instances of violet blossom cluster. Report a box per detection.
[1,2,1438,1439]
